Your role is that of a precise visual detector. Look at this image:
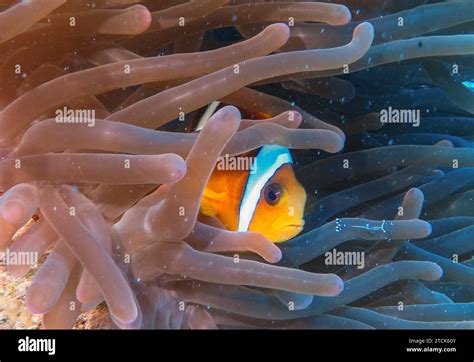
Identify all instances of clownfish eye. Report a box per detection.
[264,183,282,205]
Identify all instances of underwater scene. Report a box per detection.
[0,0,474,335]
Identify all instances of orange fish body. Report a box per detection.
[196,103,307,243]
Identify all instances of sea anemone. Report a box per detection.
[0,0,473,329]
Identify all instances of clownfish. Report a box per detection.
[197,103,307,243]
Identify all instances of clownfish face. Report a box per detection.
[248,164,306,243]
[200,145,307,244]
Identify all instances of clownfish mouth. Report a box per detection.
[281,224,304,232]
[273,217,305,231]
